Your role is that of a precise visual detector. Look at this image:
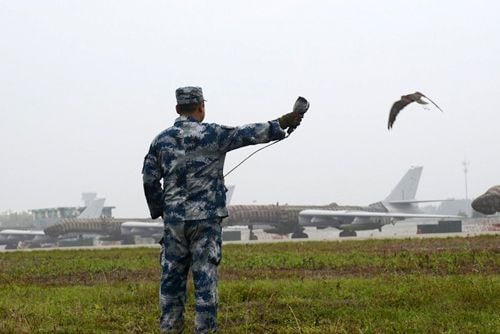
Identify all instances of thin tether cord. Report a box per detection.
[223,135,289,178]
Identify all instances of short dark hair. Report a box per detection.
[177,102,200,114]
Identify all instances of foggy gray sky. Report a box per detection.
[1,1,499,217]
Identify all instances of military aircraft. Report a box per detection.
[299,166,460,236]
[0,229,48,249]
[42,187,237,245]
[0,198,106,249]
[118,186,236,242]
[36,170,460,243]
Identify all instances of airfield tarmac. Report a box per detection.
[245,217,500,242]
[1,218,498,252]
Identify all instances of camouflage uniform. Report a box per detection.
[142,86,286,333]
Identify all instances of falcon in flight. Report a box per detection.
[388,91,443,130]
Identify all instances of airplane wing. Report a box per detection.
[0,229,46,248]
[0,229,45,237]
[388,199,454,204]
[120,221,163,237]
[299,209,462,220]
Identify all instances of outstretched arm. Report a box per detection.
[216,97,308,152]
[216,120,286,153]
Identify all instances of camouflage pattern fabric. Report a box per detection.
[176,86,205,105]
[472,185,500,215]
[143,114,286,332]
[159,218,222,333]
[142,115,286,222]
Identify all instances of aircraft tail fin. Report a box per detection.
[226,185,235,205]
[384,166,423,202]
[78,198,105,219]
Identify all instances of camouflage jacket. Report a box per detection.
[142,115,286,223]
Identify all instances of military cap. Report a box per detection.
[175,86,206,105]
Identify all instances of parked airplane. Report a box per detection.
[119,186,236,242]
[33,170,459,243]
[0,198,106,249]
[119,167,453,240]
[42,186,237,245]
[299,166,460,236]
[0,229,47,249]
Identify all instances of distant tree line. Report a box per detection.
[0,211,34,228]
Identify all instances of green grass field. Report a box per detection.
[0,235,499,333]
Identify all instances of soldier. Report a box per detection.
[142,86,306,333]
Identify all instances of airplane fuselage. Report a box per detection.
[224,203,370,234]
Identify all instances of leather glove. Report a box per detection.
[278,96,309,133]
[278,111,303,130]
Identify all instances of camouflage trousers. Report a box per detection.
[159,218,222,333]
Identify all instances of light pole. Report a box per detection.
[462,160,469,216]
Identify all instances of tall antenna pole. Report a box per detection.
[462,159,470,216]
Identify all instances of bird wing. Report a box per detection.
[388,99,412,129]
[419,93,443,112]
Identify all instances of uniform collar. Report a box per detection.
[174,115,199,125]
